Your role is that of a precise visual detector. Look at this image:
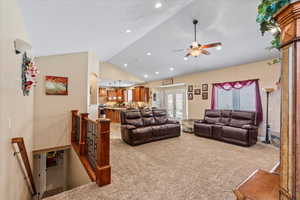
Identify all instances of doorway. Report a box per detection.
[161,88,187,120]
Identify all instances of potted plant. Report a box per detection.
[256,0,290,50]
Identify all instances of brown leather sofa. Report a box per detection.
[194,109,258,146]
[121,109,181,146]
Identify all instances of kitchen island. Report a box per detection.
[103,107,126,123]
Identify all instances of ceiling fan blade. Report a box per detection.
[201,42,222,49]
[172,49,187,52]
[201,50,210,55]
[185,52,191,57]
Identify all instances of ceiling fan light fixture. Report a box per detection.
[190,50,201,57]
[192,41,198,48]
[155,2,162,8]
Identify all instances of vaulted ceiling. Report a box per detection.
[19,0,278,81]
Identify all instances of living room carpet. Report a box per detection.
[46,132,278,200]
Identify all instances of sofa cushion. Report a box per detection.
[153,109,168,125]
[124,110,144,127]
[152,125,168,137]
[204,110,221,124]
[220,110,232,124]
[141,109,156,126]
[229,111,256,128]
[222,126,248,141]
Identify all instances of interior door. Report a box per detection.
[164,89,186,120]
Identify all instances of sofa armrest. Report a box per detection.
[121,124,136,130]
[167,119,179,124]
[242,124,258,130]
[195,119,205,124]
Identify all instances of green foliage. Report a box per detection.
[256,0,290,49]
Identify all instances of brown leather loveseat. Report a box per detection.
[194,109,258,146]
[121,108,181,146]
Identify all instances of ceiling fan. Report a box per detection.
[174,19,222,58]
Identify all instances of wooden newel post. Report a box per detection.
[274,1,300,199]
[71,110,79,143]
[79,113,89,155]
[96,118,111,186]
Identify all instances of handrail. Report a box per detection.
[11,137,37,196]
[71,110,80,144]
[71,110,111,186]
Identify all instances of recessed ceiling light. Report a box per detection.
[170,67,174,71]
[155,71,159,75]
[144,74,149,78]
[155,2,162,8]
[125,29,132,33]
[216,45,222,50]
[124,64,128,67]
[146,52,152,56]
[184,57,188,61]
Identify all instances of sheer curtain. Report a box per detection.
[211,79,263,123]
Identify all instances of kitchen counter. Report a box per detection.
[103,108,126,123]
[104,107,127,111]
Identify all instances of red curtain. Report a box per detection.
[211,79,263,123]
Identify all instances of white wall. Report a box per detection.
[100,62,143,82]
[145,59,281,136]
[66,148,90,189]
[88,52,99,119]
[0,0,34,199]
[34,52,89,150]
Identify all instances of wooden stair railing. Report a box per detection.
[11,137,37,196]
[71,110,111,186]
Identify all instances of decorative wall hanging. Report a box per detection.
[162,78,173,85]
[188,93,193,100]
[45,76,68,95]
[202,84,208,91]
[202,92,208,100]
[194,89,201,95]
[22,52,39,96]
[188,85,193,92]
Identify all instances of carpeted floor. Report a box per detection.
[46,124,278,200]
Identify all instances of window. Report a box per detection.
[212,80,263,122]
[127,89,132,102]
[216,83,256,111]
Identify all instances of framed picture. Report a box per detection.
[194,89,201,95]
[202,92,208,100]
[202,84,208,91]
[188,85,193,92]
[45,76,68,95]
[188,93,193,100]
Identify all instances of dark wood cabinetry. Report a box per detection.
[132,86,149,102]
[99,88,107,97]
[104,109,121,123]
[106,89,125,102]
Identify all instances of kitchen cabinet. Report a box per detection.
[104,109,121,123]
[116,89,125,102]
[132,86,149,102]
[106,89,125,102]
[107,90,117,101]
[99,88,107,97]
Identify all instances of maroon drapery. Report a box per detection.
[211,79,263,123]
